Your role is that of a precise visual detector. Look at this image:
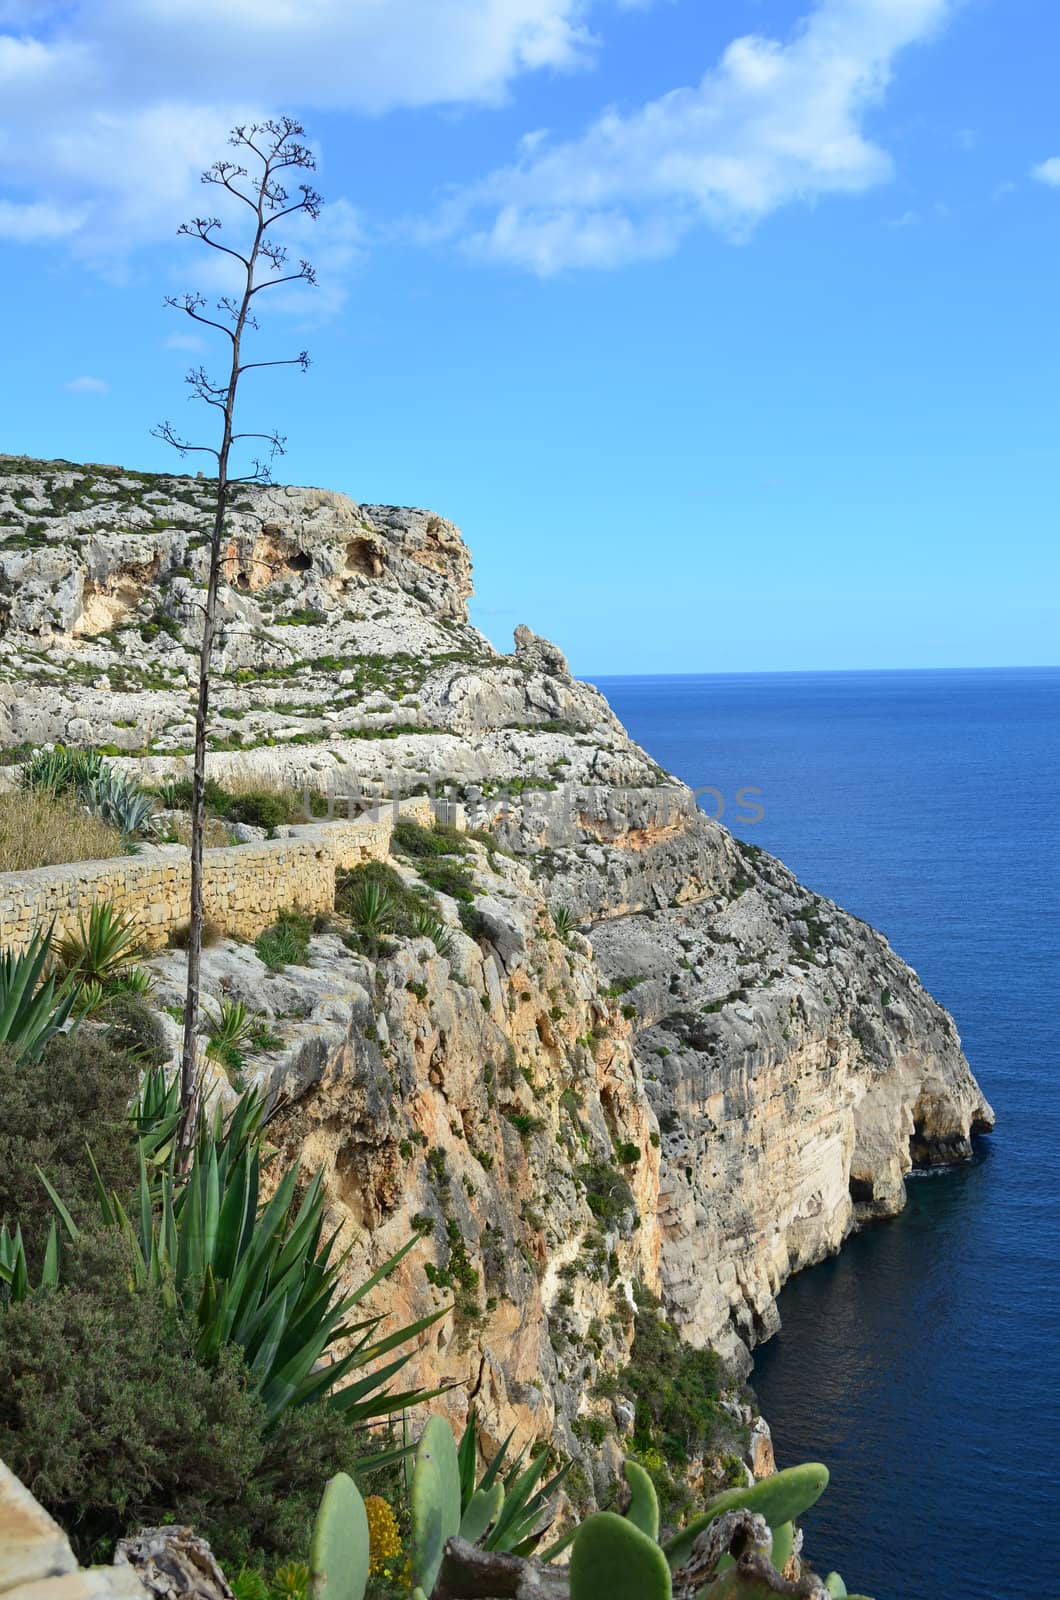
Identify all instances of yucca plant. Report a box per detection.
[0,924,77,1062]
[71,979,109,1019]
[552,905,576,940]
[456,1408,571,1556]
[111,965,155,998]
[47,1091,448,1431]
[128,1062,191,1175]
[73,966,156,1019]
[55,902,144,986]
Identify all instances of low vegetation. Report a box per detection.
[255,907,313,970]
[18,745,159,854]
[156,771,327,838]
[336,860,438,956]
[0,1022,445,1570]
[0,788,124,873]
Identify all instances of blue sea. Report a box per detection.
[594,667,1060,1600]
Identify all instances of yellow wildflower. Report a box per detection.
[364,1495,402,1576]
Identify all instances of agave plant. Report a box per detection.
[0,1219,60,1306]
[19,745,105,797]
[46,1089,449,1430]
[456,1408,571,1556]
[552,905,576,940]
[0,924,77,1062]
[350,880,395,946]
[72,965,155,1019]
[204,997,254,1073]
[83,770,160,840]
[55,902,144,986]
[411,909,457,961]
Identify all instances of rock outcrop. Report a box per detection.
[0,454,994,1467]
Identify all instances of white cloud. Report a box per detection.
[164,332,207,352]
[65,375,108,393]
[0,1,624,270]
[0,197,84,240]
[1031,156,1060,187]
[440,0,958,273]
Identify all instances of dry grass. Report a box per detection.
[0,790,124,873]
[166,813,236,850]
[216,766,296,800]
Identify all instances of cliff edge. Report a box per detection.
[0,455,993,1468]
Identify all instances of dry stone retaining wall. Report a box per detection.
[0,799,434,953]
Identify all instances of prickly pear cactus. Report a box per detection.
[458,1481,504,1545]
[411,1414,462,1596]
[308,1472,369,1600]
[569,1510,672,1600]
[665,1463,829,1571]
[623,1458,660,1542]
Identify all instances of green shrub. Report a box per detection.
[505,1112,546,1140]
[579,1161,635,1225]
[0,1227,265,1561]
[0,1030,139,1259]
[622,1282,727,1472]
[226,791,296,835]
[255,908,312,970]
[458,902,486,940]
[392,818,469,860]
[0,1227,368,1569]
[417,857,476,903]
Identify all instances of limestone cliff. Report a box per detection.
[0,454,993,1470]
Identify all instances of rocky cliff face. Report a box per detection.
[0,454,994,1470]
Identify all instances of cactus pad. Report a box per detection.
[570,1511,672,1600]
[411,1415,462,1596]
[309,1472,369,1600]
[623,1458,660,1542]
[665,1463,829,1571]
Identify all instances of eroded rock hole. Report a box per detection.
[345,536,381,577]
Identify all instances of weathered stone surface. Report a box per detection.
[0,1461,76,1595]
[114,1528,232,1600]
[0,1460,146,1600]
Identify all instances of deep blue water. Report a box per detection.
[593,668,1060,1600]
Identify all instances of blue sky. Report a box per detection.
[1,0,1057,674]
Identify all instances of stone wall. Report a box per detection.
[0,799,434,953]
